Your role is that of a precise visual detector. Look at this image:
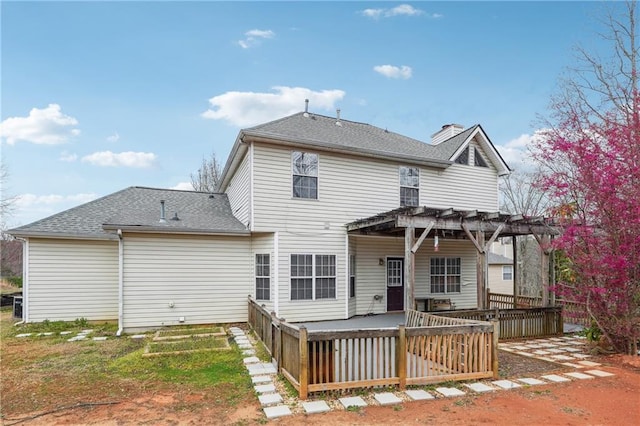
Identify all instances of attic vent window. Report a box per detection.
[455,147,469,165]
[474,147,488,167]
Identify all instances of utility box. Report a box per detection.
[13,295,23,319]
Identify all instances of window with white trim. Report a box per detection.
[290,254,336,300]
[292,151,318,199]
[430,257,461,293]
[255,254,270,300]
[399,166,419,207]
[349,254,356,298]
[502,265,513,280]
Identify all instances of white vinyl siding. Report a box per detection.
[251,233,274,311]
[276,232,346,322]
[252,143,500,230]
[225,151,251,226]
[27,238,118,322]
[351,235,478,314]
[488,264,514,295]
[122,233,251,330]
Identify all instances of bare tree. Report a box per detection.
[549,1,639,131]
[499,170,551,297]
[190,152,221,192]
[1,162,17,231]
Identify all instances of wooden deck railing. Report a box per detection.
[488,292,590,327]
[247,298,498,399]
[437,307,563,339]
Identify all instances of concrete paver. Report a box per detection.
[541,374,571,383]
[374,392,403,405]
[264,406,292,419]
[404,389,434,400]
[258,393,283,406]
[465,383,495,393]
[585,369,615,377]
[564,372,595,380]
[303,400,331,414]
[339,396,367,408]
[436,387,466,397]
[492,380,521,390]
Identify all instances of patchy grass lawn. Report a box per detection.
[0,309,256,422]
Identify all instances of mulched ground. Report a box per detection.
[498,350,563,377]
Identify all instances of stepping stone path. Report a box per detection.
[228,326,290,419]
[230,329,618,421]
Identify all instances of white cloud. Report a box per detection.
[361,4,428,19]
[170,182,194,191]
[81,151,157,168]
[106,132,120,143]
[59,151,78,162]
[12,192,98,226]
[15,192,98,208]
[238,29,275,49]
[496,130,547,171]
[202,86,346,127]
[373,64,413,79]
[0,104,80,145]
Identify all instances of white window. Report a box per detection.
[290,254,336,300]
[430,257,461,293]
[349,254,356,298]
[502,265,513,280]
[454,147,469,165]
[292,152,318,199]
[255,254,270,300]
[399,166,419,207]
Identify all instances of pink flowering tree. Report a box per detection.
[533,110,640,354]
[533,1,640,355]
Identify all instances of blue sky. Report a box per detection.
[1,1,619,227]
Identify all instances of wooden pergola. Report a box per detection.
[346,206,561,311]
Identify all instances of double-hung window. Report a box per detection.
[399,166,419,207]
[502,265,513,280]
[349,255,356,298]
[290,254,336,300]
[255,254,270,300]
[292,151,318,199]
[430,257,461,293]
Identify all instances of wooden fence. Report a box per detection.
[248,298,497,399]
[436,307,563,339]
[488,292,590,327]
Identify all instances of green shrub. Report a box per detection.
[7,276,22,288]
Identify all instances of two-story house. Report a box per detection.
[9,109,513,332]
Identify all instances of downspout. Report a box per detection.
[13,237,28,326]
[116,229,124,336]
[273,231,279,316]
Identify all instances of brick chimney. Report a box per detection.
[431,123,464,145]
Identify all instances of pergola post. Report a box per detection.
[512,235,518,308]
[404,226,415,311]
[476,230,486,309]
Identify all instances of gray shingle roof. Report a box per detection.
[9,187,248,239]
[243,112,470,165]
[431,126,479,160]
[488,252,513,265]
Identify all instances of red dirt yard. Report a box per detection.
[4,354,639,425]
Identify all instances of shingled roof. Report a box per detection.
[9,187,249,239]
[242,112,460,166]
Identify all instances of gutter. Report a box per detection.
[116,229,124,336]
